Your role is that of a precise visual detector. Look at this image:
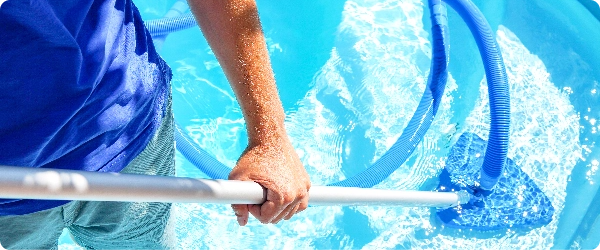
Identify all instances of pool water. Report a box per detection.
[59,0,600,249]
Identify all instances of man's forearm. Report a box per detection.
[187,0,287,146]
[187,0,311,225]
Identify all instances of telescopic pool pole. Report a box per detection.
[0,166,470,207]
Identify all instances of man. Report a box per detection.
[0,0,310,248]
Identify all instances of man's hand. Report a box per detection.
[229,136,310,226]
[186,0,310,225]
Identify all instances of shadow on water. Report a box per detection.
[310,207,378,249]
[256,0,345,112]
[339,207,378,249]
[413,208,535,240]
[313,24,379,179]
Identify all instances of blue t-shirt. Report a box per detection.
[0,0,171,215]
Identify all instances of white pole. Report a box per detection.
[0,166,469,207]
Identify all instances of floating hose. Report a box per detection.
[146,0,509,190]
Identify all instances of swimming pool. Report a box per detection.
[58,0,600,249]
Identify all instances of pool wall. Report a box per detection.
[578,0,600,21]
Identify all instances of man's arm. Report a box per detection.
[186,0,311,226]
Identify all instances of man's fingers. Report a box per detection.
[297,195,309,213]
[275,189,309,223]
[248,204,262,222]
[271,200,300,224]
[247,188,300,224]
[248,200,282,224]
[237,197,309,224]
[284,193,309,221]
[231,204,249,226]
[283,203,300,221]
[265,200,289,224]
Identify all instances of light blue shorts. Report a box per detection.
[0,102,175,250]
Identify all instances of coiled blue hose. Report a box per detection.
[147,0,509,190]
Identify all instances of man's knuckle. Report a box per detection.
[282,195,294,204]
[296,191,307,200]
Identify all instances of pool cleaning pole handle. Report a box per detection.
[0,166,469,207]
[0,166,265,205]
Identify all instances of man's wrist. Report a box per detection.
[247,120,289,147]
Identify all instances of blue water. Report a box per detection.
[59,0,600,249]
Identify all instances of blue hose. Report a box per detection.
[328,0,450,188]
[443,0,510,190]
[145,13,196,37]
[174,122,230,179]
[147,0,509,190]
